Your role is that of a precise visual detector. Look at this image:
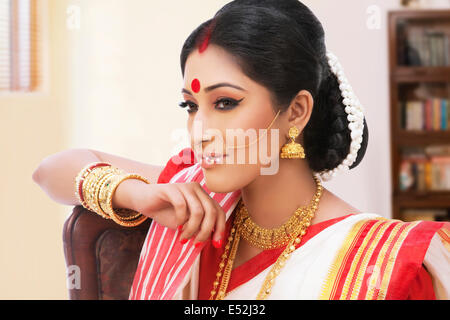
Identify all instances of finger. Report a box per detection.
[192,186,218,245]
[159,184,188,228]
[178,184,205,241]
[210,196,226,248]
[194,185,226,248]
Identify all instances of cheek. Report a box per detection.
[202,108,280,192]
[234,98,273,129]
[225,100,280,161]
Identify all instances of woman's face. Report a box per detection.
[182,44,285,193]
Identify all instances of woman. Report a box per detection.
[33,0,449,300]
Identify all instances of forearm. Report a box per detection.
[32,148,104,206]
[33,147,164,212]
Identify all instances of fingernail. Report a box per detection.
[177,225,183,231]
[180,238,188,244]
[212,238,223,249]
[194,241,203,248]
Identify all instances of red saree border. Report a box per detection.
[366,221,407,300]
[320,218,375,299]
[320,218,388,299]
[436,222,450,250]
[384,220,445,299]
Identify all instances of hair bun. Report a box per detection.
[304,66,368,173]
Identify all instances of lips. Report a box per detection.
[204,152,224,158]
[199,152,228,167]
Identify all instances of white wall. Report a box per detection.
[2,0,406,299]
[66,0,231,165]
[0,0,70,299]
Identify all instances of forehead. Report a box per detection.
[183,45,245,87]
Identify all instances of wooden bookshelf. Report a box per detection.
[388,9,450,222]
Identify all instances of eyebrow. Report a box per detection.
[182,82,247,95]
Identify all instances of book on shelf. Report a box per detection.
[401,208,448,222]
[403,27,449,66]
[399,145,450,191]
[400,98,449,131]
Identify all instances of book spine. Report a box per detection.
[424,161,432,190]
[447,99,450,130]
[434,98,441,131]
[442,99,447,130]
[425,99,432,131]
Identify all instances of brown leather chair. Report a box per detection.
[63,206,151,299]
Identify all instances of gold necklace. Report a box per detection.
[239,205,308,250]
[240,174,323,250]
[209,174,323,300]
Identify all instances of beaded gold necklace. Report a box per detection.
[209,174,323,300]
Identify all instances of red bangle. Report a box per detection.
[75,162,111,205]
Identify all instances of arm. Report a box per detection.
[32,148,164,208]
[33,147,225,245]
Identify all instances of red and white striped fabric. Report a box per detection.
[129,157,242,300]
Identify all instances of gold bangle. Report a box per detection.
[110,209,148,227]
[98,172,142,221]
[83,166,123,218]
[102,173,150,227]
[82,166,111,213]
[74,162,111,209]
[93,170,122,219]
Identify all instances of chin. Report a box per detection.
[202,168,240,194]
[203,175,234,194]
[202,165,258,194]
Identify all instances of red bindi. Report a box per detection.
[191,78,201,93]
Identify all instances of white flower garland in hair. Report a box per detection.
[315,51,365,182]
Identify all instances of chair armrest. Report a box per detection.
[63,206,151,299]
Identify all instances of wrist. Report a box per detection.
[112,178,148,211]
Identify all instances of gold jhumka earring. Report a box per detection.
[279,126,305,159]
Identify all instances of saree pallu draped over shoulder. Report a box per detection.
[129,147,450,300]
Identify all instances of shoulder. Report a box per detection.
[157,147,197,184]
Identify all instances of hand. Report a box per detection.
[131,181,226,248]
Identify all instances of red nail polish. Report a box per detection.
[212,238,223,249]
[180,238,188,244]
[177,225,183,231]
[194,241,203,248]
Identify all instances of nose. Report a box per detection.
[189,111,213,153]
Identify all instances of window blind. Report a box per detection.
[0,0,10,91]
[0,0,41,92]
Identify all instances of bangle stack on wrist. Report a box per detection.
[74,161,150,227]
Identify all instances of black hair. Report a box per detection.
[180,0,368,173]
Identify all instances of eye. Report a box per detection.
[178,100,198,114]
[214,97,244,111]
[178,97,244,114]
